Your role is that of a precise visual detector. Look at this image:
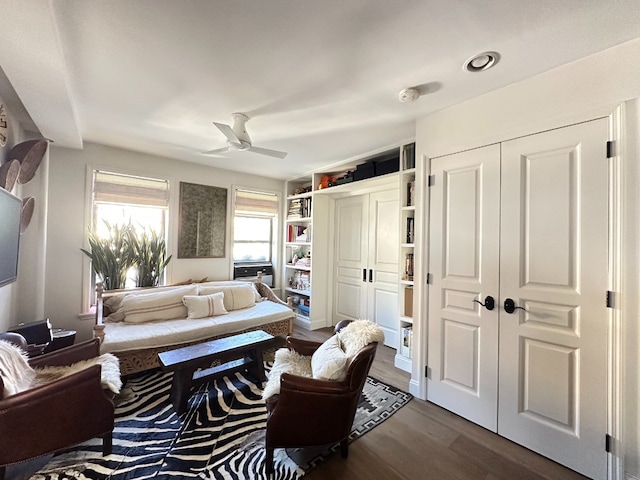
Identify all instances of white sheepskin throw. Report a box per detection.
[34,354,123,394]
[337,319,385,358]
[0,340,36,397]
[262,347,312,400]
[0,340,122,398]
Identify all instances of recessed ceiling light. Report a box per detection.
[463,51,500,72]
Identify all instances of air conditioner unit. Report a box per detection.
[233,263,274,287]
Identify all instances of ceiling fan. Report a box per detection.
[202,113,288,159]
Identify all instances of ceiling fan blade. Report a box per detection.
[201,147,229,156]
[247,145,288,159]
[213,122,239,143]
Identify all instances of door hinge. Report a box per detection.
[428,175,435,186]
[606,290,615,308]
[605,434,612,453]
[425,365,430,378]
[606,141,615,158]
[426,273,432,284]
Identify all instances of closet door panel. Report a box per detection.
[498,118,609,480]
[334,196,369,322]
[427,144,501,431]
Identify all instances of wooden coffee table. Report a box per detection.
[158,330,277,414]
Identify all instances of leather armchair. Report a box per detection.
[0,334,116,480]
[264,332,378,477]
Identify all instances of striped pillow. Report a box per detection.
[182,292,228,319]
[121,285,198,324]
[197,284,257,311]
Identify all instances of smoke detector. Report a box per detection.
[398,87,420,103]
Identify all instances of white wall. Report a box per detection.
[0,92,48,333]
[415,38,640,480]
[45,142,284,341]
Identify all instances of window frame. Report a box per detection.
[82,167,171,313]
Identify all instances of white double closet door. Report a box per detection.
[427,119,609,480]
[333,189,399,347]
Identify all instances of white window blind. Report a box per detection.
[234,189,278,216]
[93,170,169,207]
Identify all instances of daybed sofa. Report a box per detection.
[93,278,294,375]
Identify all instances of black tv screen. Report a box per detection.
[0,187,21,287]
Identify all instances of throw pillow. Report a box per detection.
[197,284,256,311]
[261,347,312,400]
[337,319,385,358]
[311,334,348,381]
[182,292,228,319]
[121,285,198,324]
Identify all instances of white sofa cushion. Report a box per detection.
[182,292,228,319]
[197,284,256,311]
[311,334,348,381]
[121,285,198,324]
[101,299,293,354]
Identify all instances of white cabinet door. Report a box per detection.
[367,189,399,347]
[334,190,399,347]
[498,119,608,480]
[427,144,501,431]
[427,119,609,479]
[334,195,369,323]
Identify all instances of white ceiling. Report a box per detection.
[2,0,640,180]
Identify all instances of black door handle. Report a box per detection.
[504,298,526,314]
[363,268,367,282]
[473,296,495,311]
[369,269,373,283]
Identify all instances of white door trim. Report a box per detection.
[415,106,625,480]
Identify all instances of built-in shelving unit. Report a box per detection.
[396,143,416,373]
[283,141,418,348]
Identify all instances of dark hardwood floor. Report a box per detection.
[294,325,588,480]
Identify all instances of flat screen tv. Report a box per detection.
[0,187,21,287]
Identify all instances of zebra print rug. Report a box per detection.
[31,369,412,479]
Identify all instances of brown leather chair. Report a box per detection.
[0,334,116,480]
[264,327,378,477]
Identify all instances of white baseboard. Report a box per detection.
[394,353,412,373]
[293,315,326,331]
[409,378,423,399]
[626,473,640,480]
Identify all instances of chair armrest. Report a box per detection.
[29,338,100,368]
[286,336,323,356]
[0,365,114,465]
[280,372,347,395]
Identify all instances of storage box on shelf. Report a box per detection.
[396,142,416,372]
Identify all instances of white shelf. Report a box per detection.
[401,243,415,248]
[286,216,312,223]
[401,205,416,212]
[400,315,413,324]
[287,191,313,200]
[400,279,414,286]
[285,287,311,296]
[285,264,311,271]
[286,242,311,247]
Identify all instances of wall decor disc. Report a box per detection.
[0,159,20,192]
[9,139,48,184]
[21,196,35,233]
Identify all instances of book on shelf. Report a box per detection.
[287,197,312,219]
[287,224,311,242]
[402,143,416,170]
[407,180,415,207]
[401,326,413,358]
[406,217,415,243]
[404,253,414,281]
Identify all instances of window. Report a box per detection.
[233,189,278,263]
[86,170,169,303]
